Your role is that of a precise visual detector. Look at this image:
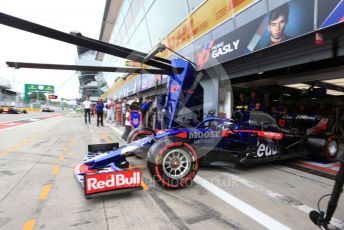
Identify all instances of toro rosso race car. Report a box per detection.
[0,12,338,197]
[75,109,339,196]
[74,57,339,195]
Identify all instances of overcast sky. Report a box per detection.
[0,0,106,99]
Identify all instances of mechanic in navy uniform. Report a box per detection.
[96,98,105,127]
[248,91,262,111]
[234,93,248,112]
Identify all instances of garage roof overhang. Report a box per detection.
[96,0,123,61]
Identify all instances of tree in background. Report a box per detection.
[29,92,47,102]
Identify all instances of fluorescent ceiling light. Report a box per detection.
[322,78,344,87]
[326,89,344,96]
[283,83,320,90]
[283,83,311,90]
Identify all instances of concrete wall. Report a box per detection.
[200,72,219,117]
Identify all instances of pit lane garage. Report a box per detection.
[199,21,344,178]
[225,58,344,177]
[232,67,344,139]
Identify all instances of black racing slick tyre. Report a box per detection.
[322,136,339,161]
[305,134,339,161]
[127,127,155,159]
[127,126,155,144]
[147,137,198,189]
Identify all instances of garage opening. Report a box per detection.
[231,67,344,138]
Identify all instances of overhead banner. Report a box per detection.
[160,0,255,57]
[319,0,344,29]
[109,74,169,99]
[196,0,315,69]
[103,0,344,98]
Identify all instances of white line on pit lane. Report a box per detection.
[106,123,125,134]
[0,116,61,132]
[27,118,40,122]
[194,175,291,230]
[222,172,344,229]
[0,114,65,124]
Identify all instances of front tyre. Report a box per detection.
[127,126,155,144]
[127,126,155,159]
[147,137,198,189]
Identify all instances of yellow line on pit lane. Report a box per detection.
[141,181,149,191]
[129,165,149,190]
[129,165,146,169]
[51,166,60,175]
[38,184,52,200]
[22,219,36,230]
[0,134,38,157]
[102,132,112,144]
[58,154,65,160]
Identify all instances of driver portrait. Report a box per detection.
[267,4,291,46]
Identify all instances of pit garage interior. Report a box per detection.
[207,22,344,139]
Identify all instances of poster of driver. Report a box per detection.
[196,0,344,69]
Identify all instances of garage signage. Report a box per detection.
[195,0,315,69]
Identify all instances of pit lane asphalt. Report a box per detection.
[0,112,343,230]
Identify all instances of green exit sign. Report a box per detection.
[25,84,54,92]
[24,84,55,102]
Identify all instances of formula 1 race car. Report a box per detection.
[0,106,22,114]
[76,110,338,191]
[42,107,54,112]
[0,12,338,196]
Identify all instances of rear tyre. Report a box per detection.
[147,137,198,189]
[322,136,338,161]
[305,134,339,161]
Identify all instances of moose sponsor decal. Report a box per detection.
[84,170,142,195]
[188,131,221,139]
